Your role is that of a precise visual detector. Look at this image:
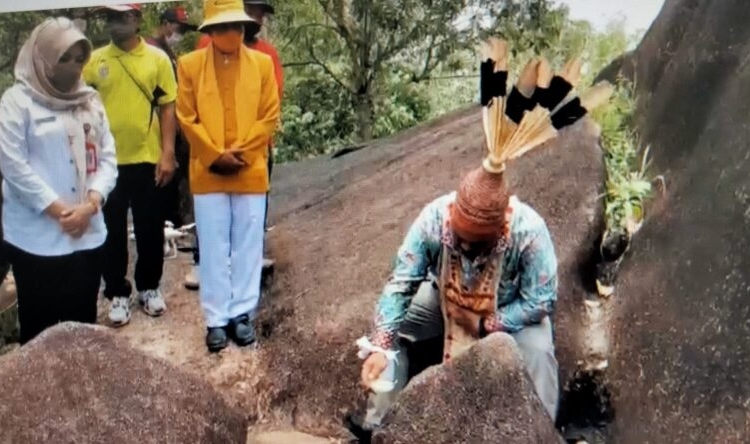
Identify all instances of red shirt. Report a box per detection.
[195,34,284,98]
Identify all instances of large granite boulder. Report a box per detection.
[0,322,247,444]
[600,0,750,441]
[371,333,564,444]
[254,114,605,436]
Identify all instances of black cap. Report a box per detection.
[243,0,275,15]
[160,6,197,30]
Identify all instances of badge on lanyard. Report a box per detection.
[84,123,97,174]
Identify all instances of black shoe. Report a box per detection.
[206,327,228,353]
[228,315,256,346]
[344,413,372,444]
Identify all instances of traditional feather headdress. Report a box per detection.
[442,39,614,360]
[450,38,614,241]
[480,37,613,171]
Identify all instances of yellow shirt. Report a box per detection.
[214,51,239,148]
[83,37,177,165]
[176,45,280,195]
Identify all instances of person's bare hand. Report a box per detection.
[229,146,248,160]
[361,352,388,388]
[210,149,246,174]
[44,201,69,220]
[155,151,177,187]
[59,203,95,238]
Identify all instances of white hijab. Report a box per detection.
[15,17,97,110]
[15,17,101,203]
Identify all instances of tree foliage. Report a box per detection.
[0,1,641,164]
[273,0,566,142]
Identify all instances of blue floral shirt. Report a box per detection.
[371,192,558,349]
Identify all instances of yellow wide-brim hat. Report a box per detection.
[199,0,256,31]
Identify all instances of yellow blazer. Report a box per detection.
[176,45,280,194]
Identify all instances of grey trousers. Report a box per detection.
[365,281,559,426]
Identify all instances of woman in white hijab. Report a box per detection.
[0,17,118,344]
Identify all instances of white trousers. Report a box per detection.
[193,193,266,328]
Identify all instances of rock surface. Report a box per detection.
[0,322,247,444]
[248,430,332,444]
[372,333,564,444]
[602,0,750,441]
[254,114,605,435]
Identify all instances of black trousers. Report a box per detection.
[163,166,185,227]
[164,134,192,228]
[8,243,103,345]
[192,150,273,266]
[102,163,165,298]
[264,149,274,230]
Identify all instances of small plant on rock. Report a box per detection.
[591,77,662,297]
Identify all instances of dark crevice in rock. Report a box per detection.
[578,236,602,295]
[600,231,629,263]
[594,230,631,292]
[331,144,367,159]
[557,369,615,443]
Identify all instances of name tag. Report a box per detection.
[33,116,56,124]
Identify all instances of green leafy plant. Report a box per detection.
[593,78,661,236]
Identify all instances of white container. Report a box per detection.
[369,355,397,393]
[356,336,399,394]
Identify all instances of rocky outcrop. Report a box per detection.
[0,322,247,444]
[255,114,605,435]
[371,333,564,444]
[601,0,750,441]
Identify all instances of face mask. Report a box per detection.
[48,43,88,93]
[107,21,138,43]
[50,69,83,93]
[212,30,243,53]
[166,32,184,48]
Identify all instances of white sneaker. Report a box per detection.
[108,297,131,327]
[138,289,167,317]
[184,265,199,290]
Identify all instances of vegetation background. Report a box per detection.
[0,0,640,163]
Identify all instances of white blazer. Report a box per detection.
[0,84,118,256]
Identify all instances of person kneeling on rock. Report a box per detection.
[352,40,614,438]
[355,177,560,433]
[175,0,280,352]
[349,40,617,437]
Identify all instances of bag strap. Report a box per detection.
[115,56,163,130]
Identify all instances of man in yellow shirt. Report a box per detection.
[83,4,178,327]
[176,0,280,352]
